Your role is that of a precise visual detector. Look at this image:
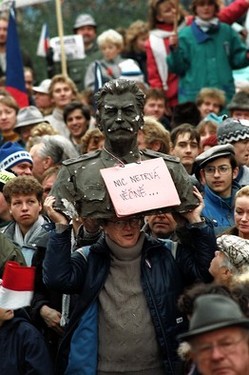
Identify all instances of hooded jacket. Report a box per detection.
[0,309,53,374]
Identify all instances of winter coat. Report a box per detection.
[84,55,124,91]
[2,215,50,266]
[202,181,241,235]
[0,310,53,374]
[167,21,249,104]
[43,221,216,375]
[0,232,26,277]
[146,23,179,108]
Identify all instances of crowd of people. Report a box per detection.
[0,0,249,374]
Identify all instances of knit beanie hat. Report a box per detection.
[119,59,145,82]
[0,169,16,192]
[0,142,33,170]
[202,134,218,149]
[217,118,249,144]
[217,234,249,269]
[227,91,249,111]
[0,261,35,309]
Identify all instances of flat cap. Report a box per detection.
[194,144,235,180]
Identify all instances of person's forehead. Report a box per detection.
[146,98,165,106]
[11,192,37,201]
[193,326,245,343]
[103,92,137,108]
[14,162,33,168]
[53,82,71,91]
[205,156,231,166]
[176,132,198,143]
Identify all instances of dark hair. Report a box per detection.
[191,0,220,15]
[170,123,200,147]
[3,176,43,203]
[145,87,167,105]
[178,282,233,317]
[63,101,91,123]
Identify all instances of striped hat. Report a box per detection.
[0,261,35,309]
[0,142,33,171]
[218,118,249,145]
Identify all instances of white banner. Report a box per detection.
[50,35,85,61]
[0,0,50,11]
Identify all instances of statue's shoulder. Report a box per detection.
[62,150,102,166]
[141,149,180,163]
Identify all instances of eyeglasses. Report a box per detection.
[203,165,231,175]
[192,335,247,360]
[108,218,141,229]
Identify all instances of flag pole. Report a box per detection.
[55,0,67,76]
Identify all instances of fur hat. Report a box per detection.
[217,234,249,269]
[178,294,249,341]
[0,142,33,170]
[218,118,249,144]
[227,91,249,111]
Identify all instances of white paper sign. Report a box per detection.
[100,157,180,217]
[0,0,50,10]
[50,35,85,61]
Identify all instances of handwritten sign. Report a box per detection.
[100,157,180,217]
[50,35,85,61]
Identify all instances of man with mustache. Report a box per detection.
[51,79,199,220]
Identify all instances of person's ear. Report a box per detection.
[199,169,206,185]
[232,166,239,180]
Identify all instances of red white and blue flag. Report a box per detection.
[5,8,29,107]
[37,23,50,57]
[0,261,35,310]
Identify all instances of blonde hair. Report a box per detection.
[97,29,124,49]
[142,116,170,154]
[235,186,249,202]
[25,122,58,151]
[48,74,79,100]
[124,20,149,52]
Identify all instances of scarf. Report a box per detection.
[149,29,175,90]
[13,215,45,265]
[195,16,219,32]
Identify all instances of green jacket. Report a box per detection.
[54,42,102,91]
[0,232,26,277]
[167,21,249,103]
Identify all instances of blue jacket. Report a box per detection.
[43,223,216,375]
[202,181,240,234]
[0,310,53,374]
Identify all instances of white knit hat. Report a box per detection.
[119,59,145,83]
[0,261,35,309]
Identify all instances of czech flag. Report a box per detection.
[5,9,29,108]
[0,261,35,310]
[37,23,50,57]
